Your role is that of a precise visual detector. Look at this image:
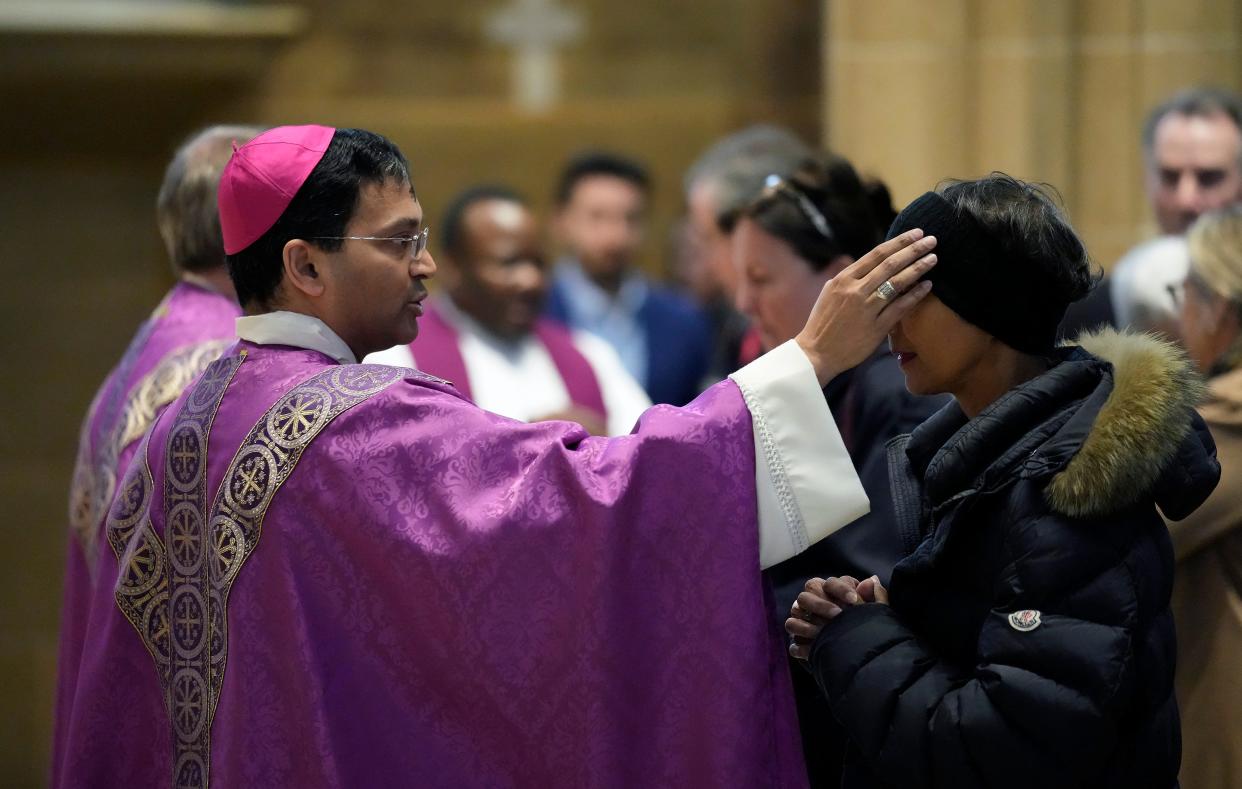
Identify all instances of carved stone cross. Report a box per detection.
[485,0,584,113]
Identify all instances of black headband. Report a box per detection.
[886,191,1066,355]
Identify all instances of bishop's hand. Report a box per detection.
[795,229,938,386]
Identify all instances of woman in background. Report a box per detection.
[1169,204,1242,789]
[727,154,947,786]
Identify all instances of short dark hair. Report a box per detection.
[554,151,650,206]
[440,184,527,257]
[938,173,1097,308]
[730,153,895,270]
[157,124,264,275]
[1142,86,1242,163]
[226,128,411,308]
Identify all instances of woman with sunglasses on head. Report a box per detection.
[1168,204,1242,789]
[786,174,1220,789]
[726,154,949,786]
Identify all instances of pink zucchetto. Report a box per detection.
[218,124,336,255]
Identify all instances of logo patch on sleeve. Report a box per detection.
[1008,609,1042,632]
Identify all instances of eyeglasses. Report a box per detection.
[761,174,834,241]
[313,227,430,260]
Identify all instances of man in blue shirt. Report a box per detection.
[546,151,711,406]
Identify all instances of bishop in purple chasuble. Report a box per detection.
[61,330,859,788]
[54,123,923,789]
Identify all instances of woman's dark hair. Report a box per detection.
[226,128,412,308]
[937,174,1098,307]
[732,153,894,270]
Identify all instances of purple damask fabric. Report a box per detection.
[62,341,807,788]
[53,283,238,788]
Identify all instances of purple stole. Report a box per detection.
[412,302,607,420]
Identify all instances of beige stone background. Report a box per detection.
[0,1,1238,785]
[826,0,1242,266]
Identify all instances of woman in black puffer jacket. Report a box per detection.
[786,174,1220,789]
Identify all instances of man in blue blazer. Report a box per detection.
[546,151,711,406]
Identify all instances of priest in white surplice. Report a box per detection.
[367,185,650,435]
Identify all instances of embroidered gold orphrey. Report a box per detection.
[70,339,232,572]
[107,360,403,789]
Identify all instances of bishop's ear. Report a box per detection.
[281,239,326,299]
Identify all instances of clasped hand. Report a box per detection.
[786,575,888,660]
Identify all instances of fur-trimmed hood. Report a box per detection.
[904,328,1220,522]
[1044,329,1218,519]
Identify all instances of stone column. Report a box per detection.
[823,0,1242,268]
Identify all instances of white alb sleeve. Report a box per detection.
[729,340,870,569]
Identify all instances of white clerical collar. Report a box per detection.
[235,310,358,364]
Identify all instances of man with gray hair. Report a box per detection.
[52,124,261,785]
[679,125,813,381]
[1062,87,1242,339]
